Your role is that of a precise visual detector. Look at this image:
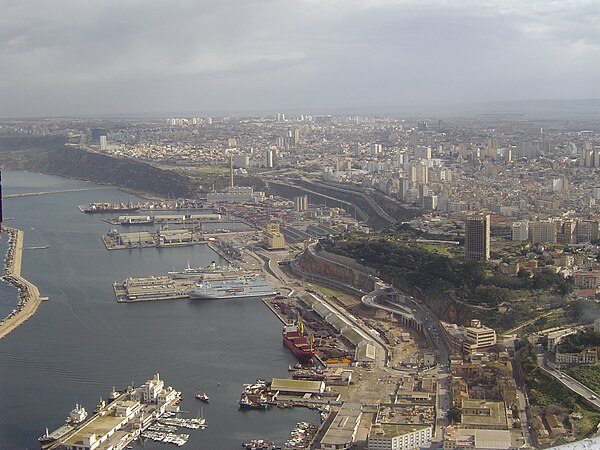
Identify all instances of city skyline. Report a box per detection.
[1,0,599,118]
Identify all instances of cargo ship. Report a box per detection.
[282,318,316,363]
[189,277,276,300]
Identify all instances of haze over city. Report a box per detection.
[3,2,600,450]
[1,0,599,117]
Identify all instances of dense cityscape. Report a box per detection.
[1,0,599,449]
[0,111,599,450]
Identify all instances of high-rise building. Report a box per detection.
[265,149,275,168]
[529,220,557,244]
[511,221,529,241]
[556,220,576,244]
[464,214,490,260]
[576,220,599,244]
[422,195,438,211]
[99,135,107,151]
[293,195,309,212]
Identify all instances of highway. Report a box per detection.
[539,357,600,411]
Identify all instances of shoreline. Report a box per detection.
[0,226,43,340]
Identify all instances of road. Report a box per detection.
[539,357,600,411]
[503,337,536,448]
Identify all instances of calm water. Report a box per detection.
[0,171,316,450]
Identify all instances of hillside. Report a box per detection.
[0,137,196,198]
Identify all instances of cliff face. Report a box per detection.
[0,137,196,198]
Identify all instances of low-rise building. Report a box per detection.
[367,424,433,450]
[464,320,497,354]
[459,399,509,430]
[319,402,363,450]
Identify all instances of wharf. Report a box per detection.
[262,298,289,324]
[114,276,195,303]
[0,226,43,340]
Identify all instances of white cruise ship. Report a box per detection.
[189,277,276,300]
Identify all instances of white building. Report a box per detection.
[464,319,496,353]
[368,425,433,450]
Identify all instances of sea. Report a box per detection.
[0,171,317,450]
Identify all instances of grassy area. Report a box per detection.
[571,404,600,440]
[528,371,573,408]
[565,364,600,395]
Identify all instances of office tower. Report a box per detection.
[99,135,107,151]
[464,214,490,260]
[371,144,382,155]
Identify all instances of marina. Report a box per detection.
[39,374,196,450]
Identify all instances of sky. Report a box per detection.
[0,0,598,117]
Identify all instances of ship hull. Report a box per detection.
[283,336,316,363]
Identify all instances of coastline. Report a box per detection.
[0,226,43,340]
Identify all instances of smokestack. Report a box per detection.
[229,154,234,188]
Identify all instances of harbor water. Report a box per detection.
[0,171,317,450]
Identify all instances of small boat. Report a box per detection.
[195,392,209,402]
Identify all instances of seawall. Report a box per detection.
[0,227,43,340]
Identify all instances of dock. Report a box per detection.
[114,276,194,303]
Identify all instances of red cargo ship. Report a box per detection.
[282,320,316,363]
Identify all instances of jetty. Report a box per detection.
[0,226,43,340]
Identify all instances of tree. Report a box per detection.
[447,406,461,424]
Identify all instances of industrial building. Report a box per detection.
[319,402,363,450]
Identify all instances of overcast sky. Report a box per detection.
[1,0,598,117]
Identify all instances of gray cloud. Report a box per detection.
[0,0,598,117]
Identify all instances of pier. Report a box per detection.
[0,226,43,340]
[4,187,107,198]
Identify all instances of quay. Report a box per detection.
[0,226,43,341]
[42,374,187,450]
[114,276,194,303]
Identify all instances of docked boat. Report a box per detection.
[169,260,239,279]
[195,392,209,402]
[66,404,87,424]
[282,318,316,363]
[189,277,276,300]
[239,394,268,410]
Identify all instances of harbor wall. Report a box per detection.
[0,226,43,340]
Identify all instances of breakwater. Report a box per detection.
[0,226,43,340]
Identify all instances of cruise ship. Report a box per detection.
[189,277,276,300]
